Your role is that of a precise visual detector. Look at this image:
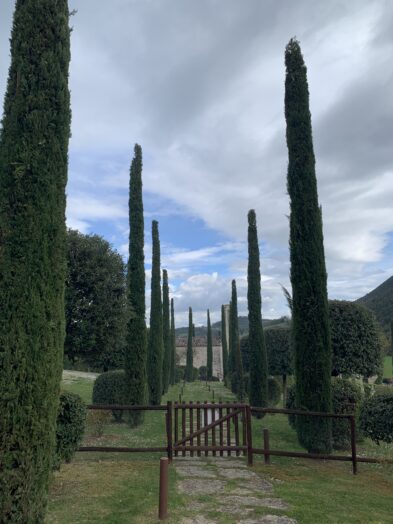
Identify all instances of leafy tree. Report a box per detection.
[207,309,213,380]
[0,0,71,519]
[125,143,147,425]
[247,209,268,410]
[170,298,176,385]
[230,280,244,399]
[65,230,126,370]
[147,221,163,404]
[330,301,383,378]
[265,327,293,402]
[285,38,332,453]
[185,307,194,381]
[221,305,229,383]
[162,269,171,393]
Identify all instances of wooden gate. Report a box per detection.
[172,402,249,457]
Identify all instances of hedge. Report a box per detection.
[360,392,393,444]
[54,392,86,469]
[92,370,127,422]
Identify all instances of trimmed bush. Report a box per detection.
[92,370,127,422]
[331,378,363,450]
[199,366,207,381]
[360,392,393,444]
[268,377,282,407]
[54,392,86,470]
[287,380,363,450]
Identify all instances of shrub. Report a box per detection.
[286,379,363,450]
[92,370,127,422]
[199,366,207,381]
[360,393,393,444]
[54,392,86,469]
[175,366,185,382]
[331,378,363,450]
[87,410,112,437]
[268,377,282,407]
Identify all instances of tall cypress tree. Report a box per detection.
[230,281,244,398]
[285,38,332,453]
[147,221,163,405]
[221,305,229,383]
[162,269,171,393]
[0,1,71,519]
[185,307,194,381]
[247,209,268,411]
[170,298,176,385]
[206,309,213,380]
[125,144,147,426]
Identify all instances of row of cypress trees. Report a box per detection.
[126,148,178,410]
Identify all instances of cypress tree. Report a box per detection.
[162,269,171,393]
[247,210,268,411]
[185,307,194,381]
[0,1,71,519]
[221,305,229,383]
[230,281,244,399]
[125,144,147,426]
[285,38,332,453]
[170,298,176,385]
[147,221,163,405]
[207,309,213,380]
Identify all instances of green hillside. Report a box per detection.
[356,275,393,339]
[175,316,290,338]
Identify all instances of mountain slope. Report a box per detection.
[356,275,393,338]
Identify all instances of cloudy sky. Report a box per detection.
[1,0,392,327]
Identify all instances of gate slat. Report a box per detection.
[196,401,201,457]
[226,407,231,457]
[212,402,216,457]
[204,400,208,456]
[190,401,194,457]
[234,410,240,457]
[182,401,186,457]
[219,405,224,457]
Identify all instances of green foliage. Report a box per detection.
[285,38,332,453]
[92,371,127,422]
[240,335,251,372]
[230,280,245,400]
[147,221,163,404]
[185,307,194,381]
[125,143,147,425]
[267,377,282,407]
[221,305,229,382]
[54,392,86,470]
[265,327,293,377]
[331,378,363,450]
[66,229,127,371]
[206,309,213,380]
[199,366,208,381]
[360,392,393,444]
[162,270,171,393]
[330,300,383,377]
[175,366,185,383]
[170,299,176,385]
[0,1,71,519]
[287,380,363,450]
[247,209,268,410]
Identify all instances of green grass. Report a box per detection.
[47,376,393,523]
[383,355,392,378]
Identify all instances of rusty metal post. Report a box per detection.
[246,405,253,466]
[263,429,270,465]
[158,457,169,520]
[350,416,357,475]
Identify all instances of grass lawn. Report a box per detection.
[383,355,392,378]
[47,375,393,523]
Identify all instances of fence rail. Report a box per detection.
[76,402,393,473]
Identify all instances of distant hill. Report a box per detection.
[356,275,393,338]
[175,316,290,338]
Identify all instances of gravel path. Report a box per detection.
[62,369,99,381]
[174,457,297,524]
